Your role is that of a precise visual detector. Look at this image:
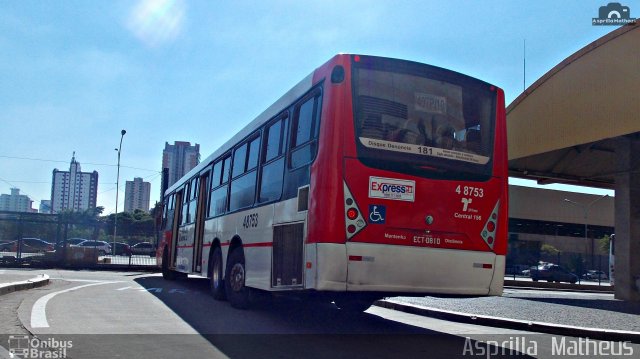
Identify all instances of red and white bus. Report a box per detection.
[159,54,508,311]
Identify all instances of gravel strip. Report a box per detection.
[390,290,640,332]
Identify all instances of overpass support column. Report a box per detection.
[614,137,640,301]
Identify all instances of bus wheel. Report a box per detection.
[162,247,177,280]
[225,248,251,309]
[209,246,226,300]
[334,298,372,314]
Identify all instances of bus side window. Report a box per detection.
[187,177,199,224]
[230,134,260,211]
[162,196,168,229]
[290,90,322,169]
[259,116,287,203]
[209,155,230,217]
[181,183,189,226]
[164,193,175,230]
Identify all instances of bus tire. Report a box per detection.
[209,246,226,300]
[225,248,251,309]
[162,247,178,280]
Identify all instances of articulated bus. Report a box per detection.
[159,54,508,311]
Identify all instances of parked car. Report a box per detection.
[72,240,112,255]
[506,264,530,276]
[520,266,539,277]
[111,242,132,256]
[584,270,608,281]
[0,240,13,252]
[0,238,54,253]
[131,242,156,257]
[531,265,578,284]
[55,238,88,250]
[65,238,89,246]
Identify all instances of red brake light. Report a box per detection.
[346,208,358,220]
[354,55,361,62]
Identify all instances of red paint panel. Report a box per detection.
[307,55,352,245]
[342,157,505,253]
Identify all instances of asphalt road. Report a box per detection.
[1,269,636,359]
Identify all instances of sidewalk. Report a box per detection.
[375,286,640,343]
[0,271,49,295]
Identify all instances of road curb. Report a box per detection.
[0,274,50,296]
[374,299,640,344]
[504,279,613,292]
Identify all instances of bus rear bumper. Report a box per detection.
[313,242,504,296]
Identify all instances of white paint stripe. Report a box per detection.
[31,281,119,328]
[48,278,125,283]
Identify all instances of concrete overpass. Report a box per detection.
[507,22,639,300]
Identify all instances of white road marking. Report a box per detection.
[31,281,119,328]
[49,278,125,283]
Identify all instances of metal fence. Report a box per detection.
[505,244,612,286]
[0,211,158,269]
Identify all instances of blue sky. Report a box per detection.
[0,0,627,214]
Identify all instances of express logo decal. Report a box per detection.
[368,177,415,202]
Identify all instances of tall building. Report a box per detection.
[50,154,98,214]
[124,177,151,213]
[0,188,36,213]
[39,200,52,214]
[161,141,200,197]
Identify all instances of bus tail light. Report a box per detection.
[344,181,366,240]
[481,201,500,250]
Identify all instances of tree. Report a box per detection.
[541,243,560,256]
[101,210,154,241]
[598,234,611,254]
[57,207,105,242]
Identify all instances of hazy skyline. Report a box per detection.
[0,0,625,213]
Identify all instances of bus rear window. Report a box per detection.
[353,62,496,179]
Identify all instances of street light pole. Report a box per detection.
[113,129,126,259]
[564,194,609,269]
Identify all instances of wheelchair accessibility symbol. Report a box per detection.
[368,205,386,224]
